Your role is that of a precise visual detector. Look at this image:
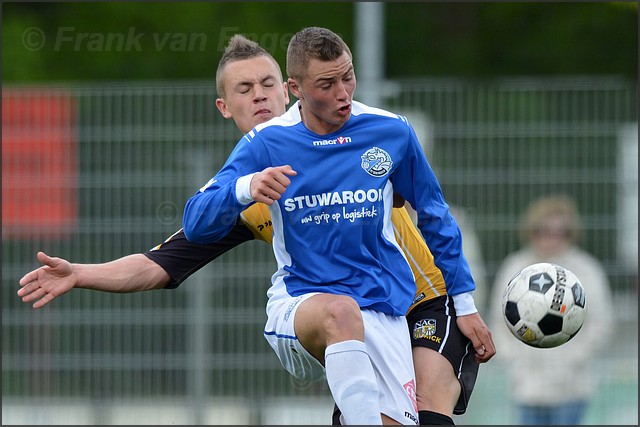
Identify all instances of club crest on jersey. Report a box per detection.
[361,147,393,177]
[413,318,436,339]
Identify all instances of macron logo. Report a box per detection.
[312,136,351,146]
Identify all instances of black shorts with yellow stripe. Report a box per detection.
[406,295,479,415]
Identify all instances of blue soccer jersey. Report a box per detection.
[183,101,475,316]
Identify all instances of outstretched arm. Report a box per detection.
[18,251,169,309]
[18,220,258,309]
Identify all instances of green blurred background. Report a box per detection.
[3,2,637,81]
[3,2,638,425]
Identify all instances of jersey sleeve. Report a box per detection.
[143,218,255,289]
[183,134,268,244]
[390,120,476,299]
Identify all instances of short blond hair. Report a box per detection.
[216,35,282,98]
[521,194,583,245]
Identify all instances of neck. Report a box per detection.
[298,103,344,135]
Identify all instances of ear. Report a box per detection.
[282,82,290,105]
[288,78,302,100]
[215,97,233,119]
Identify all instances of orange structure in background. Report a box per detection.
[2,90,78,238]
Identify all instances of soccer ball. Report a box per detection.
[501,262,586,348]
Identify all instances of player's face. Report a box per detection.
[216,56,289,134]
[289,51,356,135]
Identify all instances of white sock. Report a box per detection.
[324,340,382,425]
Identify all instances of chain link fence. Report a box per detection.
[3,77,637,424]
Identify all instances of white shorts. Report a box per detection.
[264,293,327,382]
[263,293,419,425]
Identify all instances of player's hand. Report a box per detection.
[17,251,77,309]
[250,165,297,205]
[456,312,496,363]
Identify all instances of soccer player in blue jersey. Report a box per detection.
[19,33,495,425]
[183,27,494,425]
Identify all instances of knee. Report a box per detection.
[322,296,363,339]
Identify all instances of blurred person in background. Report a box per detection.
[488,194,615,425]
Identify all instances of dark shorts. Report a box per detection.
[406,295,479,415]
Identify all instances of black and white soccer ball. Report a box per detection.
[501,262,587,348]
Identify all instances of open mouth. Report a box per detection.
[338,104,351,115]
